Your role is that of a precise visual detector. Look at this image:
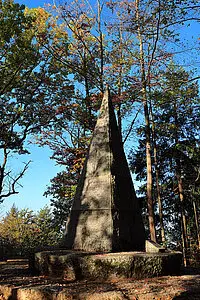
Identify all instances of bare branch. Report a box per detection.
[147,0,161,80]
[123,105,143,145]
[160,17,200,30]
[0,160,31,202]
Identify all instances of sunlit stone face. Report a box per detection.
[64,88,145,252]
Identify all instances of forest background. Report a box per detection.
[0,0,199,266]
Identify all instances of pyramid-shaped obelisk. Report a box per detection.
[64,88,145,252]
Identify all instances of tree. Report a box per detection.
[0,1,37,200]
[106,0,200,243]
[0,1,73,201]
[108,0,175,242]
[130,65,199,263]
[36,1,105,218]
[44,172,77,230]
[0,204,61,258]
[0,205,37,257]
[154,65,199,263]
[35,205,62,245]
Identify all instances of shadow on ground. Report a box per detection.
[0,259,199,300]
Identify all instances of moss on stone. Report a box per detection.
[35,251,182,281]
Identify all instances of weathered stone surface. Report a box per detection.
[64,88,145,252]
[145,240,166,253]
[35,250,72,275]
[17,287,52,300]
[35,250,182,281]
[1,274,200,300]
[78,291,125,300]
[3,257,199,300]
[17,287,125,300]
[0,285,13,299]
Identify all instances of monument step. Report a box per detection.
[35,250,182,282]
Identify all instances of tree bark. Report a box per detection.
[135,0,156,242]
[193,200,200,249]
[154,144,166,244]
[149,96,166,244]
[176,171,188,266]
[117,23,123,142]
[97,0,104,93]
[173,97,188,266]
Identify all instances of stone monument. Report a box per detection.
[64,87,145,252]
[35,88,182,281]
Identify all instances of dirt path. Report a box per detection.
[0,259,199,299]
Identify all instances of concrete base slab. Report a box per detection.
[35,250,182,281]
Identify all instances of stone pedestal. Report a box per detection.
[35,250,182,281]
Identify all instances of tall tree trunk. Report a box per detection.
[82,52,93,131]
[117,22,123,142]
[135,0,156,242]
[148,84,165,244]
[193,199,200,249]
[176,170,188,266]
[154,142,166,244]
[97,0,104,93]
[117,104,122,141]
[0,148,8,198]
[174,99,188,266]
